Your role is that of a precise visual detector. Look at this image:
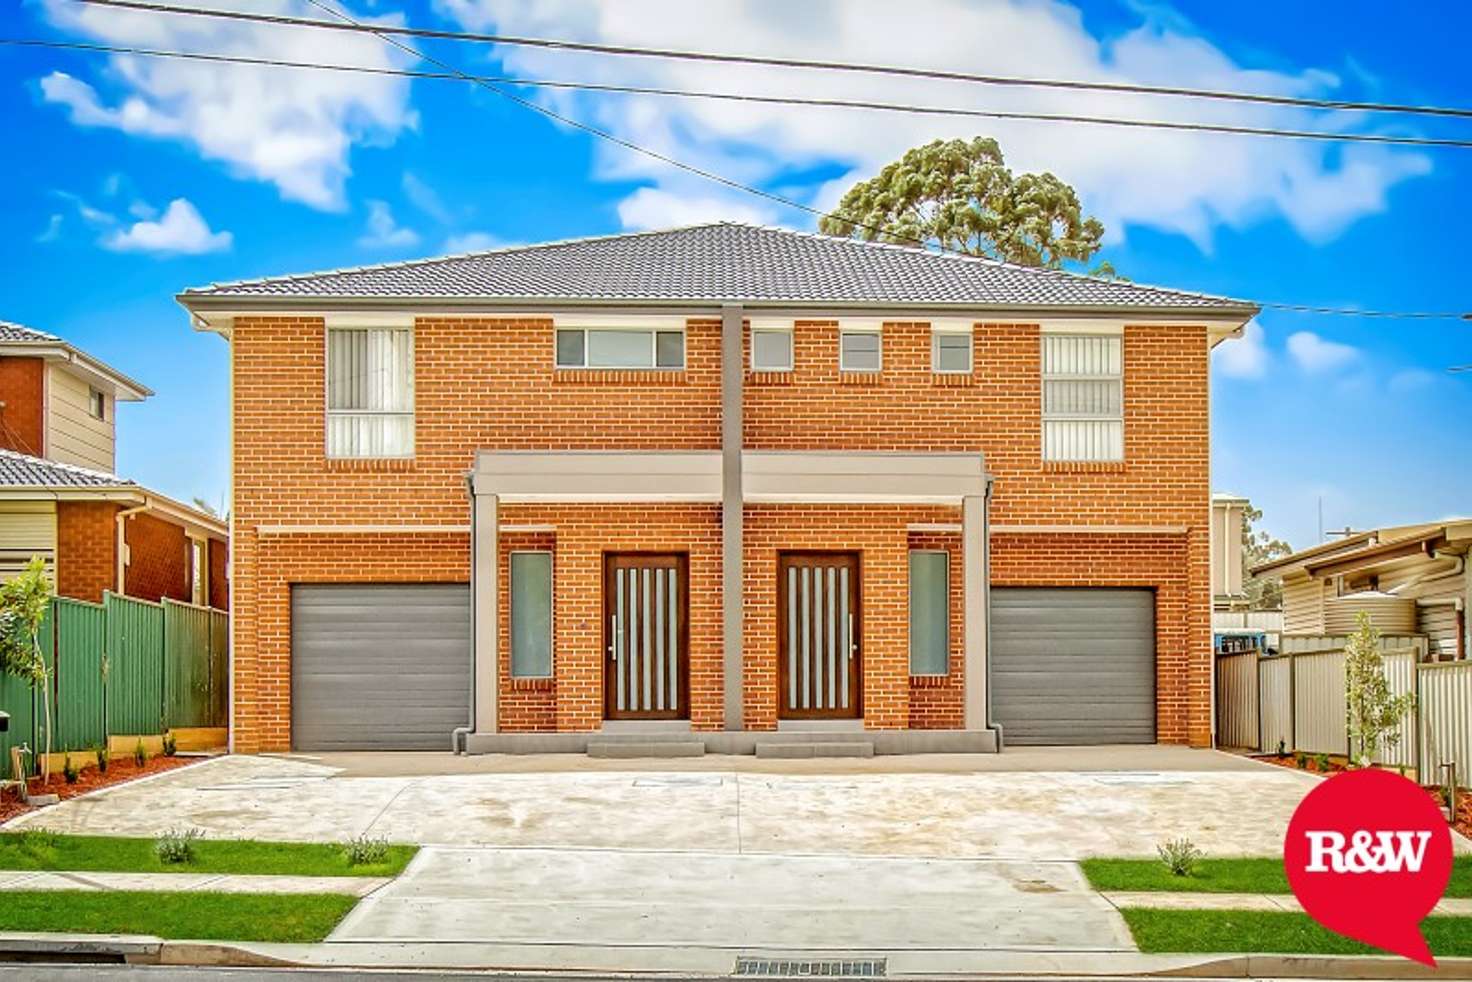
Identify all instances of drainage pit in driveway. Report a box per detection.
[735,958,886,977]
[632,775,724,788]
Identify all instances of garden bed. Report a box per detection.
[0,754,202,826]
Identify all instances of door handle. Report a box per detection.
[608,615,621,661]
[848,614,856,660]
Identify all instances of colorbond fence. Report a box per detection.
[0,593,226,774]
[1215,635,1462,779]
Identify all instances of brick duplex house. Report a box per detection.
[178,223,1256,754]
[0,321,227,608]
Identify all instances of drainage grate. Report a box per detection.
[734,958,886,978]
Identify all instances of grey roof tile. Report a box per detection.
[0,449,133,489]
[182,222,1253,312]
[0,321,62,342]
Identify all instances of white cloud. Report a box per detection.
[36,214,64,244]
[617,186,778,231]
[443,231,507,253]
[402,172,453,224]
[102,198,232,254]
[433,0,1431,245]
[358,200,419,248]
[1388,368,1436,394]
[39,0,416,210]
[1287,330,1359,374]
[1212,318,1269,379]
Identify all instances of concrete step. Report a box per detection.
[754,741,875,759]
[586,740,706,759]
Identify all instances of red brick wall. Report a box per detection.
[0,356,45,457]
[55,501,117,603]
[208,538,229,611]
[123,512,189,604]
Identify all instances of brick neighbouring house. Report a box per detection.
[0,322,227,609]
[178,223,1256,755]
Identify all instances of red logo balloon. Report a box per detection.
[1284,768,1452,965]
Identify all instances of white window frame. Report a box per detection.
[930,325,973,375]
[908,549,950,676]
[87,386,106,421]
[324,324,416,459]
[187,534,208,607]
[509,549,555,679]
[1041,332,1124,462]
[750,325,794,372]
[839,324,883,373]
[555,326,686,370]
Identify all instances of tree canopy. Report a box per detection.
[818,137,1107,270]
[1241,503,1292,610]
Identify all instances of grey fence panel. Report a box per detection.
[1259,656,1293,753]
[1215,653,1259,749]
[1375,651,1418,769]
[1294,650,1349,755]
[1420,662,1472,784]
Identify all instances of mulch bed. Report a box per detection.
[0,755,202,827]
[1253,751,1472,836]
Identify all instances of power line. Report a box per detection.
[71,0,1472,122]
[9,36,1472,152]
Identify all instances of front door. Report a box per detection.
[778,552,861,719]
[604,553,689,720]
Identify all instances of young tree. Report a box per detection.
[818,137,1109,271]
[1345,612,1415,768]
[0,557,53,780]
[1241,503,1292,610]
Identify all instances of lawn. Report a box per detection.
[0,832,416,878]
[1122,908,1472,957]
[0,891,357,943]
[1084,856,1472,898]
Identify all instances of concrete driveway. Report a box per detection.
[4,747,1319,959]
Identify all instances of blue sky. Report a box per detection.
[2,0,1468,548]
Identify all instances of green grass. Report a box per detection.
[1122,908,1472,957]
[1084,856,1472,898]
[0,832,416,878]
[0,891,357,942]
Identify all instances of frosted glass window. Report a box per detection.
[909,551,949,675]
[555,328,685,369]
[655,330,685,369]
[326,327,414,458]
[555,329,584,367]
[588,330,654,367]
[840,331,881,372]
[752,329,793,371]
[510,551,553,677]
[1041,334,1123,462]
[933,332,972,373]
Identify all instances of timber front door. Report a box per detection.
[778,552,862,719]
[604,553,689,720]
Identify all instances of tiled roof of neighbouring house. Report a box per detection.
[0,448,134,488]
[181,222,1256,313]
[0,321,62,342]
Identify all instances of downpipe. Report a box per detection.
[452,472,476,755]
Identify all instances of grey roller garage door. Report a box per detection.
[291,584,471,751]
[992,588,1155,745]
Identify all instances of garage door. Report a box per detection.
[991,588,1155,745]
[291,584,471,751]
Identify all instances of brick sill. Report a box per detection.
[746,371,794,385]
[507,677,555,692]
[553,369,686,385]
[837,372,884,386]
[909,674,954,688]
[1043,460,1127,474]
[325,457,415,473]
[931,374,976,387]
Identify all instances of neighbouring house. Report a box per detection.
[178,222,1257,754]
[0,321,227,608]
[1210,492,1281,654]
[1251,520,1471,661]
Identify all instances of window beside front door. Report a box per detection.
[908,550,949,675]
[1041,333,1123,462]
[326,327,415,458]
[510,551,553,678]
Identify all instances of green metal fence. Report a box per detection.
[104,593,165,736]
[53,599,106,751]
[164,600,229,729]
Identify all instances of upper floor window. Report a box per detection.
[839,328,881,373]
[1041,333,1123,462]
[932,329,972,374]
[556,327,684,370]
[87,386,106,421]
[326,327,414,458]
[751,328,793,372]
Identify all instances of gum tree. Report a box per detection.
[1345,611,1415,768]
[0,556,52,780]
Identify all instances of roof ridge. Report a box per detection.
[180,221,740,295]
[0,447,132,484]
[0,319,63,342]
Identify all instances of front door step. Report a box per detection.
[754,741,875,759]
[586,740,706,759]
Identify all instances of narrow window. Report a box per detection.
[840,330,881,372]
[189,538,207,607]
[554,328,685,369]
[932,331,972,374]
[326,327,415,458]
[510,551,553,677]
[88,386,106,421]
[909,550,949,675]
[751,329,793,371]
[1041,334,1123,462]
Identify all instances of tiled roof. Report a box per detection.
[182,222,1254,313]
[0,321,61,342]
[0,449,133,489]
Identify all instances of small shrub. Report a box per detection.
[1294,751,1307,769]
[340,834,390,867]
[17,829,60,854]
[162,733,177,757]
[1157,837,1203,877]
[95,745,109,773]
[61,754,80,785]
[133,739,147,768]
[1276,739,1286,756]
[154,827,202,865]
[1314,753,1330,772]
